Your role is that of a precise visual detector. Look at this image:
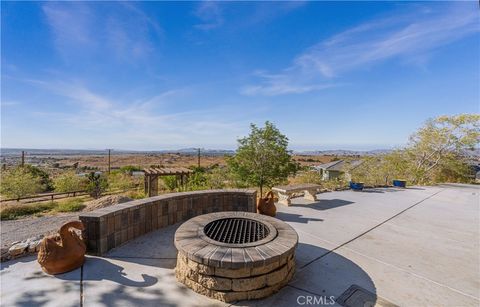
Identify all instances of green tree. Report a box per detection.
[407,114,480,184]
[0,167,43,199]
[227,121,298,196]
[54,171,86,192]
[85,172,108,199]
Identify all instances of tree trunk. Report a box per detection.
[259,185,263,198]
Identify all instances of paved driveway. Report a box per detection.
[1,184,479,306]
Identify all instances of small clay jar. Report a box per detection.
[257,191,277,217]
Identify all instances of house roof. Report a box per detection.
[314,160,363,172]
[314,160,345,171]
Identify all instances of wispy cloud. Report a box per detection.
[19,78,249,147]
[242,1,306,26]
[194,1,223,31]
[243,3,479,96]
[42,2,162,61]
[1,101,20,107]
[193,1,306,31]
[242,71,338,96]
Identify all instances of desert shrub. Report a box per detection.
[54,171,86,192]
[119,165,142,174]
[186,170,208,191]
[54,199,86,212]
[322,176,348,190]
[162,175,178,191]
[290,170,323,185]
[22,165,54,191]
[206,167,229,189]
[108,172,136,191]
[431,155,473,183]
[0,167,43,199]
[126,190,146,199]
[351,152,410,187]
[85,172,108,199]
[0,202,56,220]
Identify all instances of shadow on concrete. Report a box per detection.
[2,256,81,307]
[0,254,38,271]
[360,189,386,193]
[294,244,377,305]
[276,212,324,224]
[106,223,181,260]
[360,187,405,193]
[235,243,377,306]
[81,258,158,286]
[289,199,354,211]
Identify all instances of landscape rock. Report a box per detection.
[8,242,29,256]
[28,240,41,253]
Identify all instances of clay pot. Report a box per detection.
[257,191,276,217]
[37,221,86,275]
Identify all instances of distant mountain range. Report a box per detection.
[1,147,479,157]
[0,148,235,157]
[294,149,394,156]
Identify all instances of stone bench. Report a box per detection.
[271,184,321,206]
[79,189,256,256]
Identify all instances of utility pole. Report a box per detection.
[197,148,201,168]
[107,149,111,174]
[21,151,25,167]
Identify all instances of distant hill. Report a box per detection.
[294,149,393,156]
[295,148,480,157]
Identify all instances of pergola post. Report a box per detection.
[144,167,193,197]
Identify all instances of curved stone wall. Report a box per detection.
[79,189,257,255]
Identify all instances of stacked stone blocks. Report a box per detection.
[79,189,257,255]
[174,212,298,302]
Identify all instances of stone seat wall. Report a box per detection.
[79,189,257,255]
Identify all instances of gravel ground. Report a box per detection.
[1,213,80,250]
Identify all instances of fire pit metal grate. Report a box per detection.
[204,218,270,244]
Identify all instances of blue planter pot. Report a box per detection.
[350,182,364,191]
[393,179,407,188]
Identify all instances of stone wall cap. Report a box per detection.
[80,189,256,219]
[175,211,298,269]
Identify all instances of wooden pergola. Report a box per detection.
[143,167,193,197]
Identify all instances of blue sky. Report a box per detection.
[1,1,479,151]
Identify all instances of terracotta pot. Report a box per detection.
[37,221,86,275]
[257,191,276,217]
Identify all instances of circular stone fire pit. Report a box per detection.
[174,211,298,302]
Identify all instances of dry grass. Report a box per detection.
[0,202,57,220]
[54,153,336,171]
[0,196,90,220]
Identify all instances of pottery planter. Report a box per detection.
[257,191,276,217]
[393,179,407,188]
[38,221,86,275]
[349,182,364,191]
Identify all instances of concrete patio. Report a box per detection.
[1,184,479,306]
